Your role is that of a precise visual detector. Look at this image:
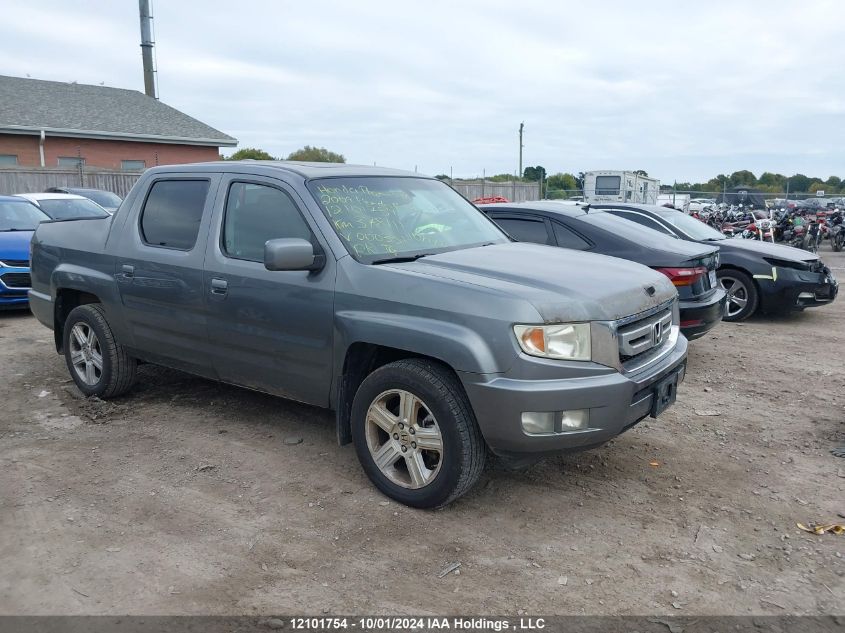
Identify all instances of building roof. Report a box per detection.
[0,75,237,147]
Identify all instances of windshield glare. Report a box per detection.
[307,177,508,262]
[0,200,49,231]
[37,198,110,220]
[657,209,725,240]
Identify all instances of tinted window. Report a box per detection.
[608,210,675,235]
[552,222,590,249]
[494,217,551,244]
[223,182,312,262]
[140,180,209,250]
[37,198,110,220]
[75,189,122,208]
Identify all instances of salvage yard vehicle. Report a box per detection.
[44,187,123,214]
[15,193,111,220]
[0,195,49,309]
[479,201,726,340]
[28,161,688,508]
[593,203,839,321]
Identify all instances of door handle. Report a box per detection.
[121,264,134,278]
[210,278,228,295]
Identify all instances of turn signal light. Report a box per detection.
[654,266,707,287]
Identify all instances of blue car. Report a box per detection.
[0,195,50,310]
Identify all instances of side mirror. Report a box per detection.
[264,238,325,272]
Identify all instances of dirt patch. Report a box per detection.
[1,251,843,616]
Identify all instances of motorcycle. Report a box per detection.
[829,211,844,252]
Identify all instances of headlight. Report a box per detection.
[513,323,592,361]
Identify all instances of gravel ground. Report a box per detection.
[1,249,843,616]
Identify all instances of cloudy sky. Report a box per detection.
[2,1,843,182]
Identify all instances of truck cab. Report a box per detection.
[29,161,687,507]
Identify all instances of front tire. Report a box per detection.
[350,359,486,508]
[63,304,137,398]
[717,269,758,322]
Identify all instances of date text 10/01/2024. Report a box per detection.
[290,617,546,631]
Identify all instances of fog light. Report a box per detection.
[521,410,590,434]
[560,409,589,431]
[521,412,556,435]
[798,292,814,300]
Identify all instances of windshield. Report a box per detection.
[656,209,725,240]
[0,200,49,231]
[37,198,110,220]
[76,190,121,208]
[307,177,508,262]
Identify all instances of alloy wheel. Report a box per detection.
[365,389,443,489]
[719,275,749,318]
[68,322,103,386]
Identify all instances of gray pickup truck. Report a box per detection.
[29,162,688,507]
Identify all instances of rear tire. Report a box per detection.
[63,304,137,398]
[350,358,486,508]
[717,269,758,322]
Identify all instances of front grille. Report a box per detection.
[618,308,673,365]
[1,272,31,288]
[0,259,28,268]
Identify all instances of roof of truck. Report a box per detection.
[148,161,426,179]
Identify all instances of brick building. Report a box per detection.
[0,75,237,171]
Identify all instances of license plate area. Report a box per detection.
[650,366,683,418]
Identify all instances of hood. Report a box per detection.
[718,238,818,263]
[389,242,677,322]
[0,230,33,262]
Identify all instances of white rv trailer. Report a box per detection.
[583,171,660,204]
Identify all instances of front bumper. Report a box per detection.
[0,267,31,310]
[458,334,688,457]
[679,288,726,340]
[758,266,838,313]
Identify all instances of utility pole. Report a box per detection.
[518,122,524,178]
[139,0,157,99]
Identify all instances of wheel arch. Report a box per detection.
[54,288,103,353]
[717,265,761,318]
[334,342,464,446]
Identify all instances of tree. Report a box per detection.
[575,172,586,191]
[522,165,546,181]
[546,172,578,192]
[434,174,450,181]
[226,147,275,161]
[728,170,757,187]
[825,176,841,189]
[787,174,811,193]
[634,169,649,177]
[487,173,519,182]
[286,146,346,163]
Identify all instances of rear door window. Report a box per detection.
[552,222,591,250]
[492,216,553,245]
[140,180,210,250]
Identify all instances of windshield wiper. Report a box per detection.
[370,253,436,265]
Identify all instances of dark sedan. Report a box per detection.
[479,201,726,340]
[590,203,838,321]
[44,187,122,214]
